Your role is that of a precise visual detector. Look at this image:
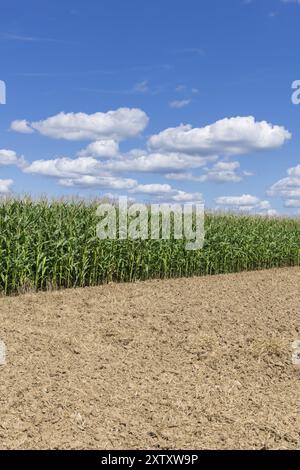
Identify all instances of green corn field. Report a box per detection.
[0,197,299,295]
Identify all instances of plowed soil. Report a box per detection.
[0,268,300,449]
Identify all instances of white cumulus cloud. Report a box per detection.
[148,116,291,156]
[59,175,137,190]
[11,108,149,142]
[268,163,300,210]
[105,152,217,174]
[166,161,252,183]
[130,184,173,195]
[0,149,27,167]
[215,194,275,215]
[78,140,120,158]
[216,194,261,206]
[0,179,13,193]
[23,156,103,178]
[10,119,34,134]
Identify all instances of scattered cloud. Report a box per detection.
[0,32,58,42]
[10,119,34,134]
[171,85,199,109]
[79,80,152,96]
[24,156,103,179]
[169,99,191,109]
[166,161,251,184]
[175,85,199,94]
[131,185,204,203]
[7,107,292,211]
[22,150,206,202]
[169,190,203,202]
[0,179,13,193]
[59,175,137,190]
[78,140,120,158]
[203,161,243,183]
[0,149,27,168]
[284,199,300,208]
[23,152,205,202]
[268,164,300,209]
[0,32,75,44]
[23,150,217,183]
[148,116,291,156]
[132,80,149,93]
[104,152,217,174]
[11,108,149,142]
[165,172,205,182]
[215,194,275,215]
[130,183,173,195]
[216,194,261,206]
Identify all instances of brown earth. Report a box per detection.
[0,267,300,450]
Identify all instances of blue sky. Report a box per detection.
[0,0,300,214]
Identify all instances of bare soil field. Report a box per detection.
[0,268,300,450]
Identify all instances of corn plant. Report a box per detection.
[0,197,299,295]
